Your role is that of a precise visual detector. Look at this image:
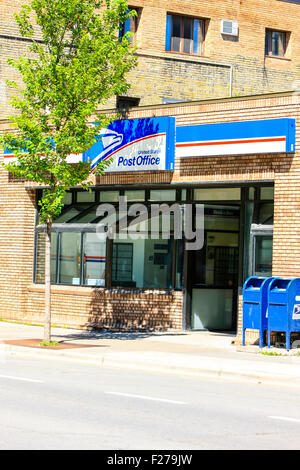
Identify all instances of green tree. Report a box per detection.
[0,0,137,342]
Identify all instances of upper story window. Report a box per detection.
[265,29,288,57]
[119,8,140,43]
[165,14,206,55]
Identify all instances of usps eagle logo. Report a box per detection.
[292,304,300,320]
[90,129,123,171]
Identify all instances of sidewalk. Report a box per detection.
[1,321,300,387]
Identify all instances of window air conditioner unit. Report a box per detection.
[221,20,239,37]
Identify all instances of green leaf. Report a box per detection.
[2,0,137,224]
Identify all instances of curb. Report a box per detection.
[3,343,300,388]
[236,345,300,356]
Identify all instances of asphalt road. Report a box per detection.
[1,356,300,450]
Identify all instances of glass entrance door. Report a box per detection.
[190,205,240,330]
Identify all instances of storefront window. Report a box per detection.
[243,186,274,280]
[112,243,133,286]
[35,233,57,283]
[194,187,241,201]
[205,205,239,231]
[72,205,99,224]
[124,190,145,201]
[175,239,184,289]
[35,185,273,291]
[243,201,254,280]
[112,235,173,289]
[58,232,81,285]
[77,191,96,203]
[54,206,83,223]
[260,187,274,200]
[254,236,273,277]
[257,203,274,224]
[100,191,119,202]
[83,233,106,286]
[51,233,58,283]
[181,189,187,201]
[143,239,173,289]
[149,189,176,201]
[61,192,72,205]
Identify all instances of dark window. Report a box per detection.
[213,246,239,288]
[254,236,273,277]
[265,29,287,57]
[116,96,140,110]
[166,14,205,55]
[112,243,134,285]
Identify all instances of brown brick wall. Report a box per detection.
[0,91,300,336]
[24,286,183,330]
[0,165,36,321]
[1,0,300,117]
[106,0,300,104]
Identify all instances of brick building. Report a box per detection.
[1,1,300,344]
[1,0,300,118]
[0,91,299,344]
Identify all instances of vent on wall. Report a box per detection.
[221,20,239,36]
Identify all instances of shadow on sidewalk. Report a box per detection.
[52,330,189,343]
[51,329,236,346]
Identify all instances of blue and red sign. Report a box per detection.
[3,117,295,170]
[176,118,295,158]
[84,116,176,172]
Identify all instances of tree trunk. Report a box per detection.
[44,221,52,343]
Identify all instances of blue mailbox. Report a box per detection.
[267,278,300,350]
[243,276,274,348]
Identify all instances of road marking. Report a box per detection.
[0,374,43,384]
[269,416,300,424]
[105,391,187,405]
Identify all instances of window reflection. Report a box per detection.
[112,235,173,289]
[35,186,274,290]
[58,233,81,285]
[254,236,273,277]
[83,233,106,286]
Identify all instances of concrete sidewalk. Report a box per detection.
[1,321,300,387]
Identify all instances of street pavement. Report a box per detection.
[1,321,300,387]
[1,355,300,450]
